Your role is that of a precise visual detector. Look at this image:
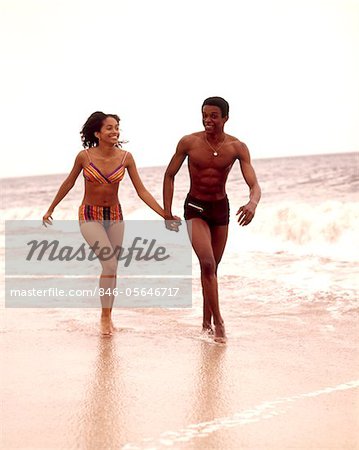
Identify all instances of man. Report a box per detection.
[163,97,261,343]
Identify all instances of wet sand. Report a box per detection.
[2,307,358,450]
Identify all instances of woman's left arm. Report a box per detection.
[126,152,165,218]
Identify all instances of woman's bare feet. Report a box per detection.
[214,323,227,343]
[100,315,113,337]
[110,320,118,332]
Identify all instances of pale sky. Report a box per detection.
[1,0,358,178]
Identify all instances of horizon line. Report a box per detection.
[1,150,357,181]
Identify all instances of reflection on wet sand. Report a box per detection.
[193,342,228,421]
[78,338,126,449]
[190,342,229,448]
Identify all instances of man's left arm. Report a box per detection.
[236,142,261,226]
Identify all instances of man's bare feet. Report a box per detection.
[201,323,214,335]
[100,316,113,337]
[214,323,227,343]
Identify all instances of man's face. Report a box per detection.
[202,105,228,134]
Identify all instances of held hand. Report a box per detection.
[165,214,182,232]
[42,210,54,227]
[236,201,257,226]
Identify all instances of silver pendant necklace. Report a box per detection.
[205,135,226,157]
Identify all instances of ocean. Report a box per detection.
[1,152,358,336]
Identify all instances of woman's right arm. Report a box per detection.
[42,151,84,225]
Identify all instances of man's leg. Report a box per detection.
[211,225,229,273]
[210,225,229,340]
[200,225,229,332]
[187,218,225,341]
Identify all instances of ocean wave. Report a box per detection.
[228,200,359,261]
[3,205,77,221]
[3,200,359,261]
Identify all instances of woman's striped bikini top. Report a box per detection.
[83,149,127,184]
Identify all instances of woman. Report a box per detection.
[43,111,176,336]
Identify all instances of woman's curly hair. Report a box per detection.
[80,111,121,148]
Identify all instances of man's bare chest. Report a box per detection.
[188,147,237,171]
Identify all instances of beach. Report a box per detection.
[1,152,359,449]
[2,306,358,449]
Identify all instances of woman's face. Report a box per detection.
[97,117,120,145]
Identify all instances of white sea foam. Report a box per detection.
[122,380,359,449]
[227,200,359,261]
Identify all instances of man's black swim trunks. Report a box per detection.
[184,194,230,226]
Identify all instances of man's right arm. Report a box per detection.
[163,136,189,219]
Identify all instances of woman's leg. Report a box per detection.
[106,221,125,314]
[80,221,119,335]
